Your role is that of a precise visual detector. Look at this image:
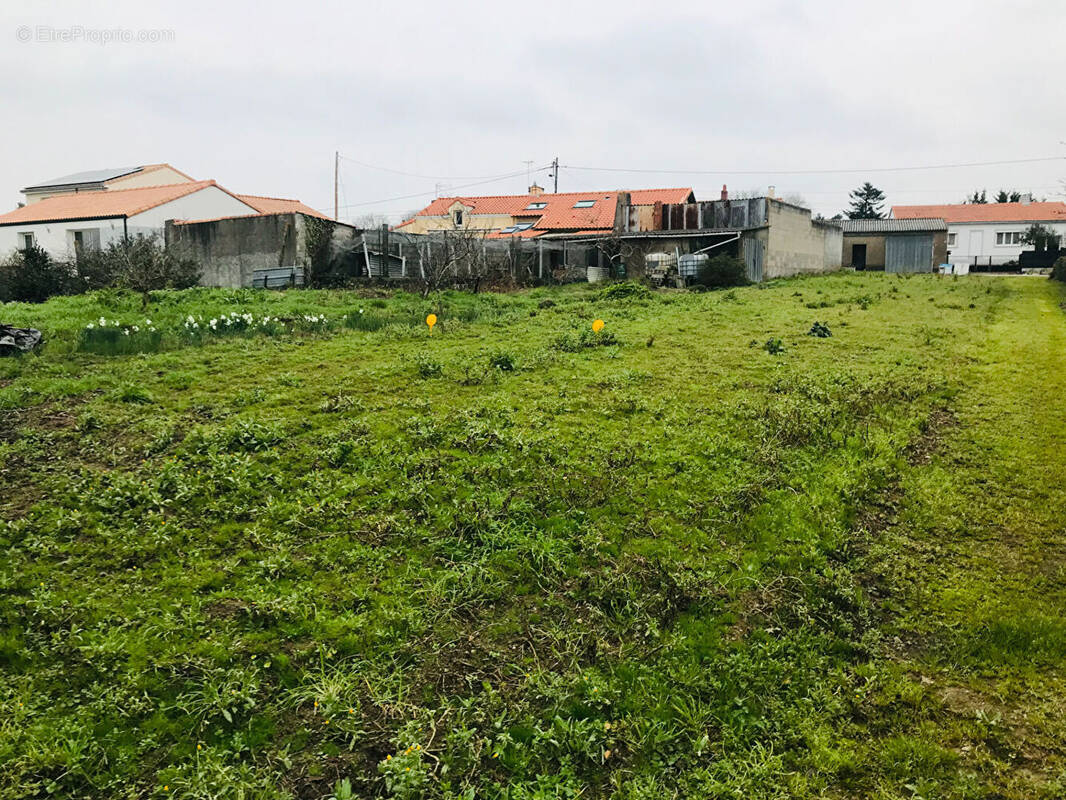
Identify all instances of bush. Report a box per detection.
[1052,256,1066,282]
[599,281,650,300]
[695,254,748,289]
[0,244,74,302]
[807,321,832,338]
[116,234,201,304]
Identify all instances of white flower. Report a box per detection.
[99,317,107,326]
[123,329,130,336]
[145,319,152,326]
[86,323,94,329]
[359,309,364,314]
[132,326,139,332]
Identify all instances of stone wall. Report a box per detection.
[166,213,304,288]
[166,213,361,288]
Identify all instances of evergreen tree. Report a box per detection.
[994,189,1022,203]
[967,189,988,204]
[846,182,886,219]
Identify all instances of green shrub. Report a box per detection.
[599,280,651,300]
[0,244,74,302]
[695,254,749,289]
[1051,255,1066,282]
[79,319,163,354]
[807,321,832,338]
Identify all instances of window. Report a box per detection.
[18,232,35,251]
[573,200,596,208]
[499,225,518,234]
[452,209,464,226]
[995,231,1022,246]
[514,222,534,231]
[946,232,956,246]
[525,202,547,210]
[71,228,101,253]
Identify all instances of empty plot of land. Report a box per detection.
[1,274,1063,799]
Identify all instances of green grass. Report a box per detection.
[1,273,1064,799]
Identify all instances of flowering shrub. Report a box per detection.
[180,312,285,341]
[79,317,162,354]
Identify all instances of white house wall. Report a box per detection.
[946,220,1066,269]
[0,186,256,259]
[127,185,255,230]
[0,218,128,259]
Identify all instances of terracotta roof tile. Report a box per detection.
[893,202,1066,223]
[409,187,693,230]
[0,181,234,225]
[236,194,329,219]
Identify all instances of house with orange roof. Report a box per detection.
[394,183,695,238]
[893,199,1066,272]
[0,180,261,258]
[2,163,331,276]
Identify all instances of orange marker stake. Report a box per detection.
[426,314,437,334]
[592,319,605,333]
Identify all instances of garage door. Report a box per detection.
[885,234,934,273]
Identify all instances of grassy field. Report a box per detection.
[1,273,1063,799]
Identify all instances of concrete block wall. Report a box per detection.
[166,213,305,288]
[765,200,841,278]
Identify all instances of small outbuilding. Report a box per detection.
[841,218,947,273]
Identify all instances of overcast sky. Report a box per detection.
[2,0,1064,222]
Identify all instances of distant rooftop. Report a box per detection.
[892,202,1066,224]
[841,217,947,233]
[22,166,147,192]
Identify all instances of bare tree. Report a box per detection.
[352,213,391,231]
[416,227,488,297]
[594,232,641,279]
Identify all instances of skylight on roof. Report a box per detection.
[573,200,596,208]
[500,225,518,234]
[525,201,547,210]
[514,222,534,231]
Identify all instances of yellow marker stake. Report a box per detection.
[592,319,605,333]
[426,314,437,334]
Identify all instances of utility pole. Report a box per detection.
[551,156,559,193]
[333,151,339,221]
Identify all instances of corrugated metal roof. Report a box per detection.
[841,217,946,233]
[22,166,146,192]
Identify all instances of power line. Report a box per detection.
[316,164,552,214]
[562,155,1065,177]
[338,154,543,181]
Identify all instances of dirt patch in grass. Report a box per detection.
[905,408,957,467]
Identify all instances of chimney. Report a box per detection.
[720,184,728,201]
[528,183,544,196]
[767,185,776,199]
